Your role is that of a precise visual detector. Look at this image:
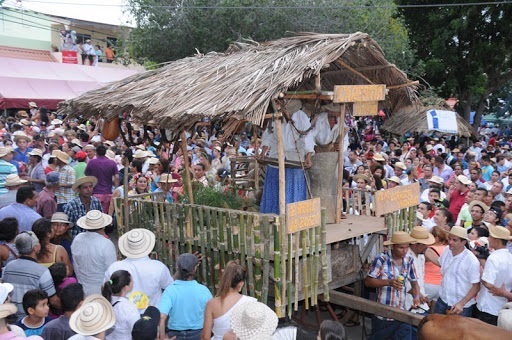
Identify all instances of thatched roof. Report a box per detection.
[381,104,476,137]
[59,32,420,131]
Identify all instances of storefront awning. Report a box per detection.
[0,56,139,110]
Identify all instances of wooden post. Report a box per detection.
[335,104,346,223]
[181,130,194,238]
[123,157,129,231]
[274,117,286,217]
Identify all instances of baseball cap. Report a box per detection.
[46,171,60,184]
[131,306,159,340]
[177,253,198,273]
[75,151,87,160]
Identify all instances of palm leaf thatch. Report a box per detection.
[59,32,419,132]
[381,104,476,137]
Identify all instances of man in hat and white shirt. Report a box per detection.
[0,185,41,232]
[71,210,117,296]
[105,228,173,310]
[474,225,512,325]
[64,176,102,236]
[0,173,27,209]
[434,226,480,317]
[0,147,18,195]
[54,150,76,212]
[365,232,420,340]
[394,162,410,185]
[36,171,60,219]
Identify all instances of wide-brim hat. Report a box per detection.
[20,119,32,126]
[449,226,469,241]
[353,174,371,184]
[5,174,27,187]
[159,173,178,184]
[72,176,98,192]
[394,162,407,170]
[28,149,43,158]
[83,144,95,151]
[70,294,115,336]
[283,99,302,114]
[383,231,415,245]
[0,283,14,304]
[71,138,82,147]
[0,147,11,158]
[13,132,32,143]
[105,150,116,160]
[373,153,385,162]
[489,225,512,241]
[321,103,341,113]
[428,176,444,185]
[51,212,74,228]
[457,175,472,185]
[388,176,402,185]
[409,226,435,245]
[147,157,159,165]
[118,228,156,259]
[51,119,63,126]
[17,110,29,118]
[426,145,433,151]
[76,210,112,230]
[133,150,148,159]
[28,102,37,108]
[0,303,17,319]
[53,150,70,164]
[468,200,489,214]
[231,302,278,339]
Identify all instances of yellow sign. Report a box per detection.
[333,85,386,103]
[353,101,378,116]
[374,182,420,216]
[287,198,321,233]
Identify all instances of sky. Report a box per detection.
[4,0,133,26]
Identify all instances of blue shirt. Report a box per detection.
[0,159,18,194]
[13,147,33,164]
[0,203,42,232]
[63,196,103,236]
[158,280,212,331]
[16,316,53,336]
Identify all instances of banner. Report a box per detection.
[62,51,78,64]
[426,109,458,134]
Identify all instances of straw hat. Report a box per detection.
[449,226,469,241]
[456,175,472,186]
[51,119,63,125]
[51,212,73,228]
[0,283,14,304]
[83,144,95,151]
[71,138,82,147]
[468,200,489,214]
[77,124,87,131]
[103,140,115,147]
[72,176,98,192]
[147,157,159,165]
[353,174,371,184]
[409,226,435,245]
[231,301,278,340]
[426,145,433,151]
[76,210,112,230]
[383,231,415,245]
[489,225,512,241]
[69,294,115,336]
[394,162,407,170]
[283,99,302,114]
[0,147,12,158]
[133,150,148,159]
[118,228,156,259]
[388,176,402,185]
[373,153,385,162]
[428,176,444,185]
[146,150,156,158]
[0,303,17,319]
[20,119,31,126]
[28,102,37,108]
[5,174,27,187]
[105,150,116,160]
[52,150,70,164]
[28,149,43,158]
[17,110,29,118]
[322,103,341,113]
[13,132,32,143]
[159,173,178,184]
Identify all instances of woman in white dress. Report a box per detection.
[201,261,256,340]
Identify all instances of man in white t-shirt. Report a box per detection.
[475,225,512,325]
[105,228,173,311]
[434,226,480,317]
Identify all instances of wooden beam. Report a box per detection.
[335,104,346,223]
[335,59,375,85]
[282,92,334,100]
[387,81,420,90]
[329,291,425,326]
[274,117,286,217]
[360,233,381,261]
[322,64,395,76]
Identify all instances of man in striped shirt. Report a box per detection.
[365,232,420,340]
[0,147,18,195]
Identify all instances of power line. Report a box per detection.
[19,0,512,8]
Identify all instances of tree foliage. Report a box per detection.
[397,0,512,127]
[124,0,415,71]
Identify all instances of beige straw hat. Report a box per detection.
[409,226,435,245]
[449,226,469,241]
[118,228,156,259]
[159,173,178,183]
[5,174,27,187]
[0,147,12,158]
[468,200,489,214]
[457,175,472,185]
[394,162,407,170]
[76,210,112,230]
[72,176,98,192]
[133,150,148,159]
[0,303,17,319]
[428,176,444,185]
[13,132,32,143]
[52,150,70,164]
[231,301,278,340]
[28,149,43,158]
[383,231,415,246]
[489,225,512,241]
[51,212,74,228]
[69,294,115,336]
[388,176,402,185]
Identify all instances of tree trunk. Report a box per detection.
[472,99,488,130]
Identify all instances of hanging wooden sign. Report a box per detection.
[333,85,386,103]
[287,198,321,233]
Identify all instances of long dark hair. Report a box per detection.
[32,218,52,262]
[102,270,131,303]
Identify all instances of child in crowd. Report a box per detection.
[318,320,347,340]
[48,262,78,318]
[15,290,52,336]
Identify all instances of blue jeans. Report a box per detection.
[433,297,474,317]
[369,315,413,340]
[167,329,202,340]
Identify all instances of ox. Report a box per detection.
[418,314,512,339]
[498,302,512,331]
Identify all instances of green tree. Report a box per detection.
[124,0,415,70]
[397,0,512,128]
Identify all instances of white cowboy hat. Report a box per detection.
[147,157,159,165]
[83,144,95,151]
[28,149,43,158]
[231,301,278,340]
[457,175,472,186]
[51,119,63,125]
[0,283,14,304]
[321,103,341,113]
[51,212,74,228]
[105,150,116,160]
[72,176,98,192]
[133,150,148,159]
[0,303,17,319]
[28,102,37,108]
[52,150,70,164]
[468,200,489,214]
[5,174,27,187]
[118,228,156,259]
[69,294,115,336]
[76,210,112,230]
[159,173,178,183]
[71,138,82,148]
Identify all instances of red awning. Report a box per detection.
[0,57,139,110]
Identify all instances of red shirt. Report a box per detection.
[449,189,468,220]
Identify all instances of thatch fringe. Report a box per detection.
[59,32,419,131]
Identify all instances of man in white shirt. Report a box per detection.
[71,210,117,296]
[475,225,512,325]
[105,228,173,311]
[434,226,480,317]
[420,176,447,203]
